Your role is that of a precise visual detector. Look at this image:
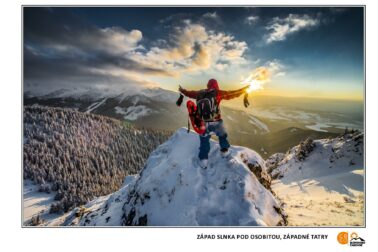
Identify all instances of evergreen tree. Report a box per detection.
[23,106,171,212]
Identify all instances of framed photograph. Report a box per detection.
[22,5,365,228]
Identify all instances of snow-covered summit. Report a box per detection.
[266,131,364,226]
[268,132,363,181]
[64,128,286,226]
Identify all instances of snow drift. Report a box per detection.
[266,131,364,226]
[64,128,286,226]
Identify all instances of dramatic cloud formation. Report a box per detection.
[23,7,364,100]
[134,22,248,74]
[24,9,172,92]
[265,14,319,43]
[24,8,248,93]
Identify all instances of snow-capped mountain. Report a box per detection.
[61,128,286,226]
[24,87,188,129]
[266,131,364,226]
[24,87,339,158]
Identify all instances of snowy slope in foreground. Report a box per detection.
[267,132,364,226]
[64,128,285,226]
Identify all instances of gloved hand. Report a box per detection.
[178,85,185,93]
[243,93,250,108]
[176,93,184,107]
[176,85,184,106]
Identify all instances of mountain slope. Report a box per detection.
[266,131,364,226]
[23,106,171,225]
[63,128,286,226]
[264,127,339,155]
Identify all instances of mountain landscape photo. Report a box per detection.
[22,6,364,227]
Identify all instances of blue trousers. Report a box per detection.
[198,120,230,160]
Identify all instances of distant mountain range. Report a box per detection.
[24,87,352,158]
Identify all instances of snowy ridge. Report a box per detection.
[115,105,153,121]
[85,98,107,113]
[26,86,179,103]
[267,132,364,226]
[64,128,286,226]
[269,132,363,180]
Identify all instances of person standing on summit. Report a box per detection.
[179,79,249,168]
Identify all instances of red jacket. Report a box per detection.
[180,79,248,120]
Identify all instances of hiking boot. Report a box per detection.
[199,159,208,169]
[220,148,231,158]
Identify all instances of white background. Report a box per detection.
[0,0,376,251]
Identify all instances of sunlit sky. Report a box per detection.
[24,7,364,101]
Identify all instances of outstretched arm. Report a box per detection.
[219,85,249,100]
[179,86,200,99]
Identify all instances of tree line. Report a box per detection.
[23,105,171,213]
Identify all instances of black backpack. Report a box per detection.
[196,89,219,121]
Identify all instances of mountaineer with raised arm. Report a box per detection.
[178,79,249,169]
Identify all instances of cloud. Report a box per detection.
[252,58,261,65]
[275,71,286,77]
[265,59,286,77]
[203,11,218,19]
[24,8,249,94]
[265,14,319,43]
[245,15,259,25]
[240,59,286,93]
[241,59,285,84]
[24,44,161,92]
[133,23,248,74]
[24,8,174,93]
[97,27,143,53]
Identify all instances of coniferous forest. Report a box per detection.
[23,106,171,213]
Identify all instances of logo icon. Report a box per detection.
[350,232,365,247]
[337,232,349,245]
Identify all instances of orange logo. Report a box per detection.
[337,232,349,245]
